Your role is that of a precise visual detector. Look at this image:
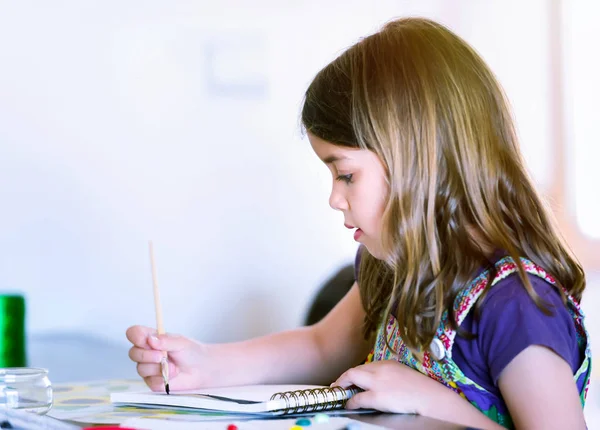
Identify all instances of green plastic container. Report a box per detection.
[0,294,27,367]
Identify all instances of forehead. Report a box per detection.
[308,133,362,163]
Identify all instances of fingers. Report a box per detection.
[136,362,179,379]
[129,346,164,364]
[345,390,378,410]
[333,366,377,411]
[126,326,190,353]
[333,365,373,391]
[126,325,156,349]
[144,375,171,393]
[147,333,189,353]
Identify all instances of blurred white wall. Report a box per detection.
[0,1,598,407]
[0,0,458,380]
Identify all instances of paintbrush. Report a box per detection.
[149,240,170,395]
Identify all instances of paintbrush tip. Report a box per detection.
[165,383,170,395]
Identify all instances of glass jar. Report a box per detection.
[0,367,53,414]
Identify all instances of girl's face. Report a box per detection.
[309,133,389,259]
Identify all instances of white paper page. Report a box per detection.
[110,384,334,414]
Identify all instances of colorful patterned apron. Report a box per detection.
[365,256,592,428]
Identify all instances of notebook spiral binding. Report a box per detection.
[269,386,359,414]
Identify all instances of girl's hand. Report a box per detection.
[126,325,217,392]
[333,361,505,430]
[332,360,443,415]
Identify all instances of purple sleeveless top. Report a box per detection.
[354,247,585,405]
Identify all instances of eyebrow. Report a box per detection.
[322,155,349,164]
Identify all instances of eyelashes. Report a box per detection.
[336,174,353,184]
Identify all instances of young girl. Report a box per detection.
[126,17,590,429]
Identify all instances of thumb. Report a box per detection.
[148,333,189,352]
[345,390,377,411]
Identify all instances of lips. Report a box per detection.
[353,228,363,241]
[344,223,363,241]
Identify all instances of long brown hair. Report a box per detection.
[301,17,585,350]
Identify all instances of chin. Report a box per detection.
[363,243,386,261]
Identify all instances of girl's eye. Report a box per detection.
[336,174,353,184]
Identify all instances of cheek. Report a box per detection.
[367,183,389,235]
[368,181,388,216]
[355,188,386,227]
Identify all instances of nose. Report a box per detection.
[329,185,348,211]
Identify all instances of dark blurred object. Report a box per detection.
[304,263,355,325]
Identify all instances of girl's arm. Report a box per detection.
[212,282,373,386]
[498,345,586,429]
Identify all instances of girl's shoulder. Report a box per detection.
[483,263,563,305]
[471,265,583,383]
[475,255,575,346]
[472,252,566,313]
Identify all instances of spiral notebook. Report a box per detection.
[110,384,361,416]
